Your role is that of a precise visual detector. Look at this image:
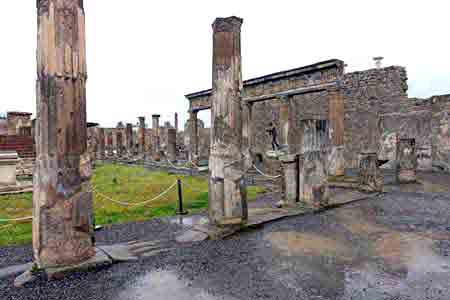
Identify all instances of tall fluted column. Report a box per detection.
[209,16,247,225]
[34,0,94,268]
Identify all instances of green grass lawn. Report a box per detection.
[0,163,266,246]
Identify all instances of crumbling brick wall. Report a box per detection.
[342,66,409,168]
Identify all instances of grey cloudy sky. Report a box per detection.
[1,0,449,127]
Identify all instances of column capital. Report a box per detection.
[152,114,161,118]
[212,16,243,33]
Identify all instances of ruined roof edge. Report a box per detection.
[185,59,344,99]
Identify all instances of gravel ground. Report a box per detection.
[1,174,450,300]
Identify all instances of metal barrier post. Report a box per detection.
[177,178,188,215]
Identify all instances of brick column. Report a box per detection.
[167,128,177,162]
[328,87,345,177]
[116,131,123,156]
[152,114,161,161]
[209,16,247,225]
[138,117,145,154]
[359,151,383,192]
[396,138,417,183]
[298,119,329,208]
[126,123,133,155]
[107,132,113,156]
[34,0,94,268]
[242,102,254,170]
[189,111,199,163]
[97,128,105,160]
[279,95,290,152]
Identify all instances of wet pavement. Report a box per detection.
[1,173,450,300]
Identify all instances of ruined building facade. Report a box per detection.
[185,60,450,172]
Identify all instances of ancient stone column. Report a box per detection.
[189,111,199,163]
[34,0,94,268]
[328,86,345,177]
[138,117,145,154]
[209,16,247,225]
[107,132,113,156]
[396,138,417,183]
[116,132,123,156]
[174,113,179,133]
[280,154,298,205]
[242,102,254,170]
[97,128,105,160]
[298,119,329,208]
[359,151,383,192]
[126,123,133,154]
[152,114,161,161]
[167,128,177,162]
[279,95,290,152]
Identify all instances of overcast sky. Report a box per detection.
[1,1,449,127]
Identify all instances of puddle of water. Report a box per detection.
[169,215,209,226]
[117,269,235,300]
[265,232,353,261]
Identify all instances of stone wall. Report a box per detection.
[342,66,409,167]
[6,112,32,136]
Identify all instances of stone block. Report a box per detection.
[0,151,18,186]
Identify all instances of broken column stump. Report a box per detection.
[280,154,298,205]
[167,128,177,162]
[34,0,95,269]
[298,119,330,208]
[358,151,383,192]
[209,16,248,226]
[396,138,417,183]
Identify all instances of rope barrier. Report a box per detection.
[0,216,33,222]
[92,180,178,207]
[252,163,282,179]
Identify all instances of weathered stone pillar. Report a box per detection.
[138,117,145,154]
[107,132,113,156]
[328,86,345,177]
[279,96,290,152]
[242,102,254,170]
[298,119,329,208]
[126,123,133,154]
[152,114,161,161]
[116,132,123,156]
[209,16,247,225]
[174,113,179,133]
[189,111,199,163]
[167,128,177,162]
[358,151,383,192]
[96,128,105,160]
[396,138,417,183]
[34,0,94,268]
[280,154,298,205]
